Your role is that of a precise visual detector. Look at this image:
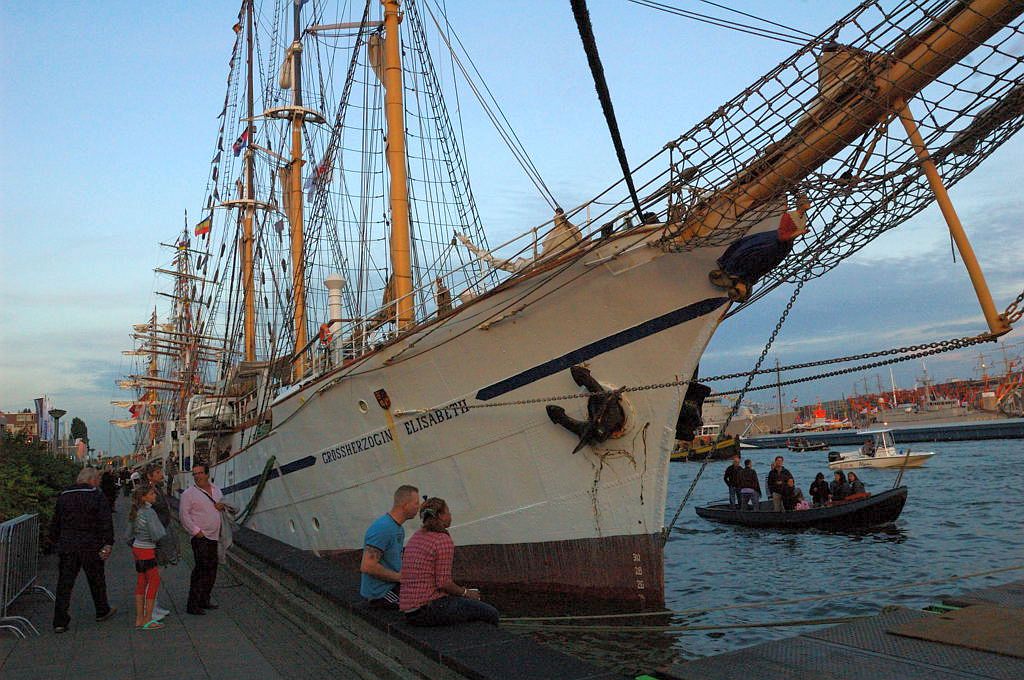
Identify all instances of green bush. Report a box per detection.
[0,432,80,547]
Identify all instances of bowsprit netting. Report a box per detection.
[604,0,1024,296]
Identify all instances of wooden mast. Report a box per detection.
[241,0,257,361]
[288,1,309,378]
[382,0,415,330]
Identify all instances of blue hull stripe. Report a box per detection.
[475,296,728,401]
[221,455,317,496]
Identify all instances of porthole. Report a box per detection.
[312,517,321,531]
[358,400,369,413]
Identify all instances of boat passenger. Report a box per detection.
[723,455,743,509]
[847,471,866,495]
[737,459,761,511]
[830,471,851,501]
[860,439,876,457]
[400,498,500,626]
[767,456,794,512]
[781,478,800,511]
[809,473,831,507]
[793,488,810,511]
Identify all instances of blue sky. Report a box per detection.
[2,1,1021,454]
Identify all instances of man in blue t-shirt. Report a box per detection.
[359,484,421,608]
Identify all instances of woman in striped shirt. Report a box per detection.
[399,498,499,626]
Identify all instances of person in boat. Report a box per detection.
[737,459,761,511]
[400,497,499,626]
[847,471,867,495]
[723,454,743,509]
[809,472,831,507]
[781,477,801,512]
[860,438,876,457]
[766,456,794,512]
[830,470,851,501]
[360,485,422,609]
[708,197,809,302]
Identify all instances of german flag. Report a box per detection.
[194,215,212,236]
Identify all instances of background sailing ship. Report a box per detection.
[114,0,1024,608]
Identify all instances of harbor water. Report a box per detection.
[529,438,1024,674]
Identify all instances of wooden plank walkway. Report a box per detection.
[667,579,1024,680]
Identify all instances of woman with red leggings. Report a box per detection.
[129,484,167,629]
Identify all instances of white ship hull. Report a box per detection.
[174,228,735,607]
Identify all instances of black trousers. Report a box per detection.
[53,550,111,628]
[187,536,219,610]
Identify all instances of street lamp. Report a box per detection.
[48,408,66,456]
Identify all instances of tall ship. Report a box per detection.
[115,0,1023,608]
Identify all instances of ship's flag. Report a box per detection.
[194,215,213,236]
[232,129,250,157]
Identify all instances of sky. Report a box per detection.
[1,1,1021,455]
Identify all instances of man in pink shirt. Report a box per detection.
[179,463,225,615]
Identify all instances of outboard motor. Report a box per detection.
[827,451,842,463]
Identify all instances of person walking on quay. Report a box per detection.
[127,484,166,630]
[100,464,119,512]
[145,462,176,620]
[180,463,224,615]
[50,467,117,633]
[400,498,499,626]
[723,454,743,509]
[767,455,794,512]
[360,485,421,608]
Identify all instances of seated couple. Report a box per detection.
[360,485,499,626]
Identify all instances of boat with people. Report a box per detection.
[828,429,935,470]
[787,438,829,452]
[695,486,908,529]
[112,0,1023,610]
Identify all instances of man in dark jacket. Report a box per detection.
[737,459,761,511]
[723,455,743,508]
[99,465,118,512]
[766,456,794,511]
[50,467,117,632]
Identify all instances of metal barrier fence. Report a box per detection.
[1,514,54,638]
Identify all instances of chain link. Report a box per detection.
[1004,288,1024,324]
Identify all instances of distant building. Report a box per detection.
[1,409,39,438]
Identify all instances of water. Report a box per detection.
[529,439,1024,675]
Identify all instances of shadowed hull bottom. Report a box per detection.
[326,532,665,614]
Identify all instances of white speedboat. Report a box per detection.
[828,429,935,470]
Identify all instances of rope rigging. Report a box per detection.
[570,0,646,220]
[627,0,812,46]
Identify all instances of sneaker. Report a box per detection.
[53,626,68,634]
[151,605,170,621]
[95,606,118,622]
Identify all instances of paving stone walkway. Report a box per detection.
[0,496,359,680]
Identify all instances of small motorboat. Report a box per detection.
[787,438,828,452]
[695,487,908,529]
[828,429,934,470]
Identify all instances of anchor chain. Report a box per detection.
[1003,288,1024,324]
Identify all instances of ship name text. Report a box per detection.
[403,399,470,436]
[320,428,394,464]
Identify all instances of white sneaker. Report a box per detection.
[151,605,170,621]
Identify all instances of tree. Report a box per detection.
[70,417,88,445]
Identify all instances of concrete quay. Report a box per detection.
[741,417,1024,448]
[1,494,629,679]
